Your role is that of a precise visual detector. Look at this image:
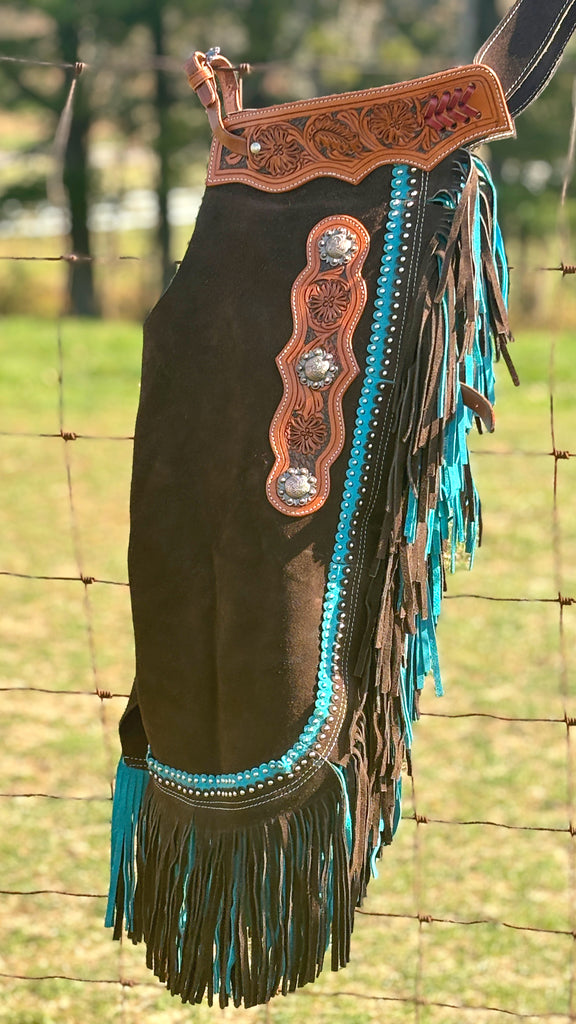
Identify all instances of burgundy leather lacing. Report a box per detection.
[423,83,481,130]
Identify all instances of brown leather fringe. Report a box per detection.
[108,159,514,1005]
[122,772,352,1008]
[346,158,515,893]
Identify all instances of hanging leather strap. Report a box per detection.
[475,0,576,117]
[184,50,248,156]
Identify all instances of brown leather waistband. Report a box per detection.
[192,62,514,193]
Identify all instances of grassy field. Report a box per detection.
[0,297,574,1024]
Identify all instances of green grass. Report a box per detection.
[0,227,195,321]
[0,306,575,1024]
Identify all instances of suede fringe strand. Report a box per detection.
[107,770,352,1008]
[348,154,514,889]
[106,154,513,1007]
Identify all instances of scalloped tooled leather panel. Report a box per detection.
[207,65,514,192]
[266,215,370,518]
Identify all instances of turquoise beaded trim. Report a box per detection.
[319,164,413,698]
[147,164,413,796]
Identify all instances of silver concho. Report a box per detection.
[318,227,359,266]
[296,347,339,390]
[277,467,318,506]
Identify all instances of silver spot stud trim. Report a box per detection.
[296,347,339,389]
[277,466,318,506]
[318,227,359,266]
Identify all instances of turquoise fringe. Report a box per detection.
[127,773,352,1004]
[105,159,511,979]
[392,156,509,838]
[105,757,149,930]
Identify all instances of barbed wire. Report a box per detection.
[1,887,573,944]
[0,41,574,1024]
[1,251,574,276]
[553,80,576,1018]
[305,991,575,1020]
[0,790,571,844]
[3,49,576,82]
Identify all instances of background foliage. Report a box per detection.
[0,1,575,1021]
[1,0,576,317]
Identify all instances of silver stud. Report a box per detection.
[318,227,359,266]
[277,466,318,506]
[249,141,262,155]
[296,347,339,389]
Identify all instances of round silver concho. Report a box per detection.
[318,227,359,267]
[296,347,339,390]
[277,467,318,506]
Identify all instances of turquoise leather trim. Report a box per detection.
[319,164,412,701]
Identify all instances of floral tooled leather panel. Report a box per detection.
[266,216,370,517]
[207,65,514,192]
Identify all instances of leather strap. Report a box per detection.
[205,66,513,192]
[266,216,371,517]
[184,51,248,156]
[475,0,576,117]
[461,382,495,433]
[209,53,243,115]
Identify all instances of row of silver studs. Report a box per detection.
[318,166,419,698]
[145,169,419,808]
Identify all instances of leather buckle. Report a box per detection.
[185,50,248,157]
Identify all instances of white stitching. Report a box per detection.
[149,699,347,812]
[475,0,520,64]
[476,0,572,98]
[509,50,566,115]
[226,65,493,122]
[343,169,428,661]
[266,215,370,516]
[206,66,512,192]
[505,0,572,96]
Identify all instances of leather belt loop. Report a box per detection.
[185,50,248,157]
[210,53,243,115]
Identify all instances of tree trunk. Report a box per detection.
[149,3,173,290]
[476,0,499,50]
[59,22,99,317]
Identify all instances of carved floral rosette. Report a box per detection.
[266,215,370,517]
[206,65,515,192]
[248,97,440,179]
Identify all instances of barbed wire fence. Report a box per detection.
[0,52,574,1023]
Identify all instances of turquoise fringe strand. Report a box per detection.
[393,156,509,835]
[105,757,149,930]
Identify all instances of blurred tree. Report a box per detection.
[0,0,188,308]
[1,0,574,318]
[0,0,139,315]
[59,22,98,317]
[0,9,99,314]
